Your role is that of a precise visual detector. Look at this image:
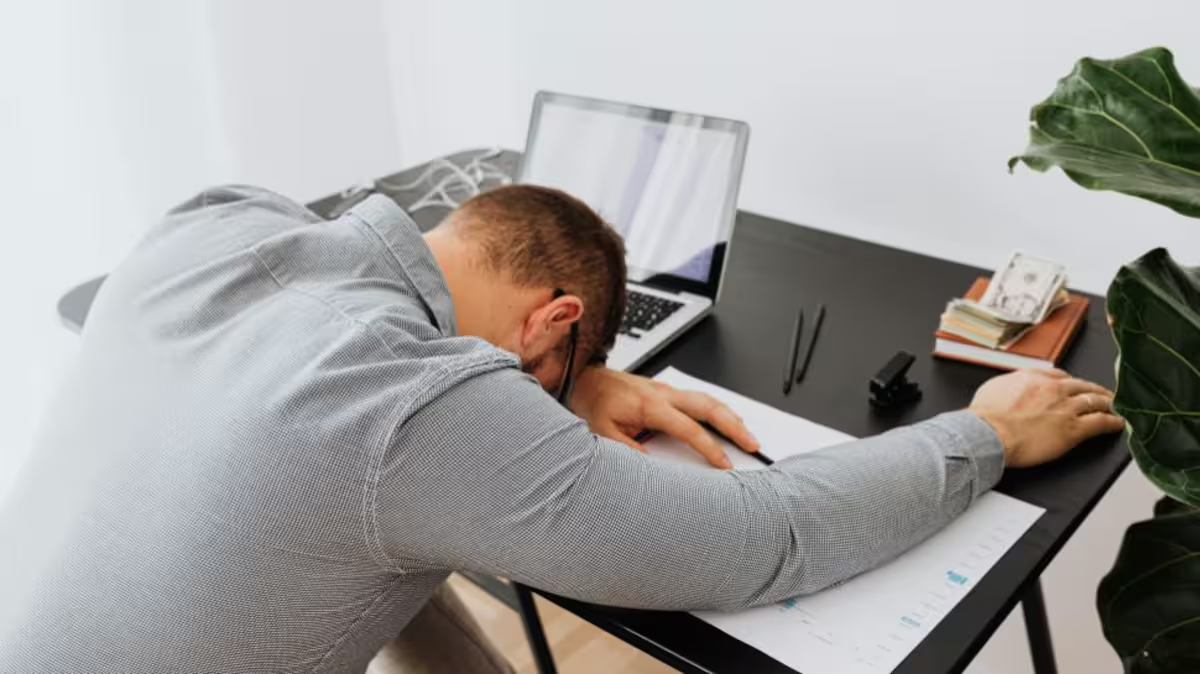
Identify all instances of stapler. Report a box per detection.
[870,351,922,409]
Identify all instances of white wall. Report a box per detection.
[208,0,402,201]
[0,0,227,498]
[387,0,1200,294]
[0,0,401,498]
[382,1,1194,672]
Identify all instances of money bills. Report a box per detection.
[978,251,1066,324]
[940,252,1068,350]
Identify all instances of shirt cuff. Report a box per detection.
[927,410,1006,494]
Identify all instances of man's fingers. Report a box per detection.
[651,380,674,394]
[648,404,732,469]
[1037,368,1071,379]
[1059,378,1114,398]
[593,422,647,453]
[1069,391,1114,416]
[1078,412,1127,437]
[669,390,761,453]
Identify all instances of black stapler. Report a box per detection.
[870,351,922,409]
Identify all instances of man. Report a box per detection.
[0,184,1122,673]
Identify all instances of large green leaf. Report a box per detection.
[1102,250,1200,672]
[1108,248,1200,507]
[1097,497,1200,674]
[1010,47,1200,218]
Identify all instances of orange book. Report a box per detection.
[934,277,1089,371]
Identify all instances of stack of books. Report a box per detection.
[935,277,1088,370]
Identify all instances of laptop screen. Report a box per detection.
[520,93,748,296]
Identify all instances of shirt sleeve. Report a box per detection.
[370,367,1004,612]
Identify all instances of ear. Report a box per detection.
[521,292,584,355]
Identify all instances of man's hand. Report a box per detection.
[968,368,1125,468]
[569,367,760,469]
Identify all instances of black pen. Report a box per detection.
[702,422,774,466]
[795,303,825,384]
[783,307,805,396]
[633,426,774,466]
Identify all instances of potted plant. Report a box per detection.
[1011,46,1200,673]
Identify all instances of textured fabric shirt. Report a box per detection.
[0,186,1004,674]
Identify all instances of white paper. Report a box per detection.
[649,368,1045,674]
[648,367,854,469]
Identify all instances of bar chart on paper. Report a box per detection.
[696,493,1044,674]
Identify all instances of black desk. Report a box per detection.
[59,151,1127,674]
[542,210,1123,674]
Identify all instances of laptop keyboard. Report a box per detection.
[620,290,685,338]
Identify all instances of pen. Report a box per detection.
[795,303,825,384]
[783,307,805,396]
[633,426,775,466]
[702,422,774,466]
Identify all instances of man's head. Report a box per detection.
[424,184,627,394]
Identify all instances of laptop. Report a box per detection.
[518,91,750,372]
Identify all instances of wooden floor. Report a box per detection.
[446,575,680,674]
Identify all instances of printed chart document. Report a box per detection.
[648,368,1045,674]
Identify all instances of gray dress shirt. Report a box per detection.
[0,186,1003,673]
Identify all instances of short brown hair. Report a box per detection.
[447,184,627,363]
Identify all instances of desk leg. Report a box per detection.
[513,582,558,674]
[1022,579,1057,674]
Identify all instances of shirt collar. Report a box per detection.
[346,194,458,336]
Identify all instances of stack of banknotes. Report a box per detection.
[940,252,1069,349]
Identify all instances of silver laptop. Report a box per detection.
[519,91,750,372]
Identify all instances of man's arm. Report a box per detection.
[370,367,1001,612]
